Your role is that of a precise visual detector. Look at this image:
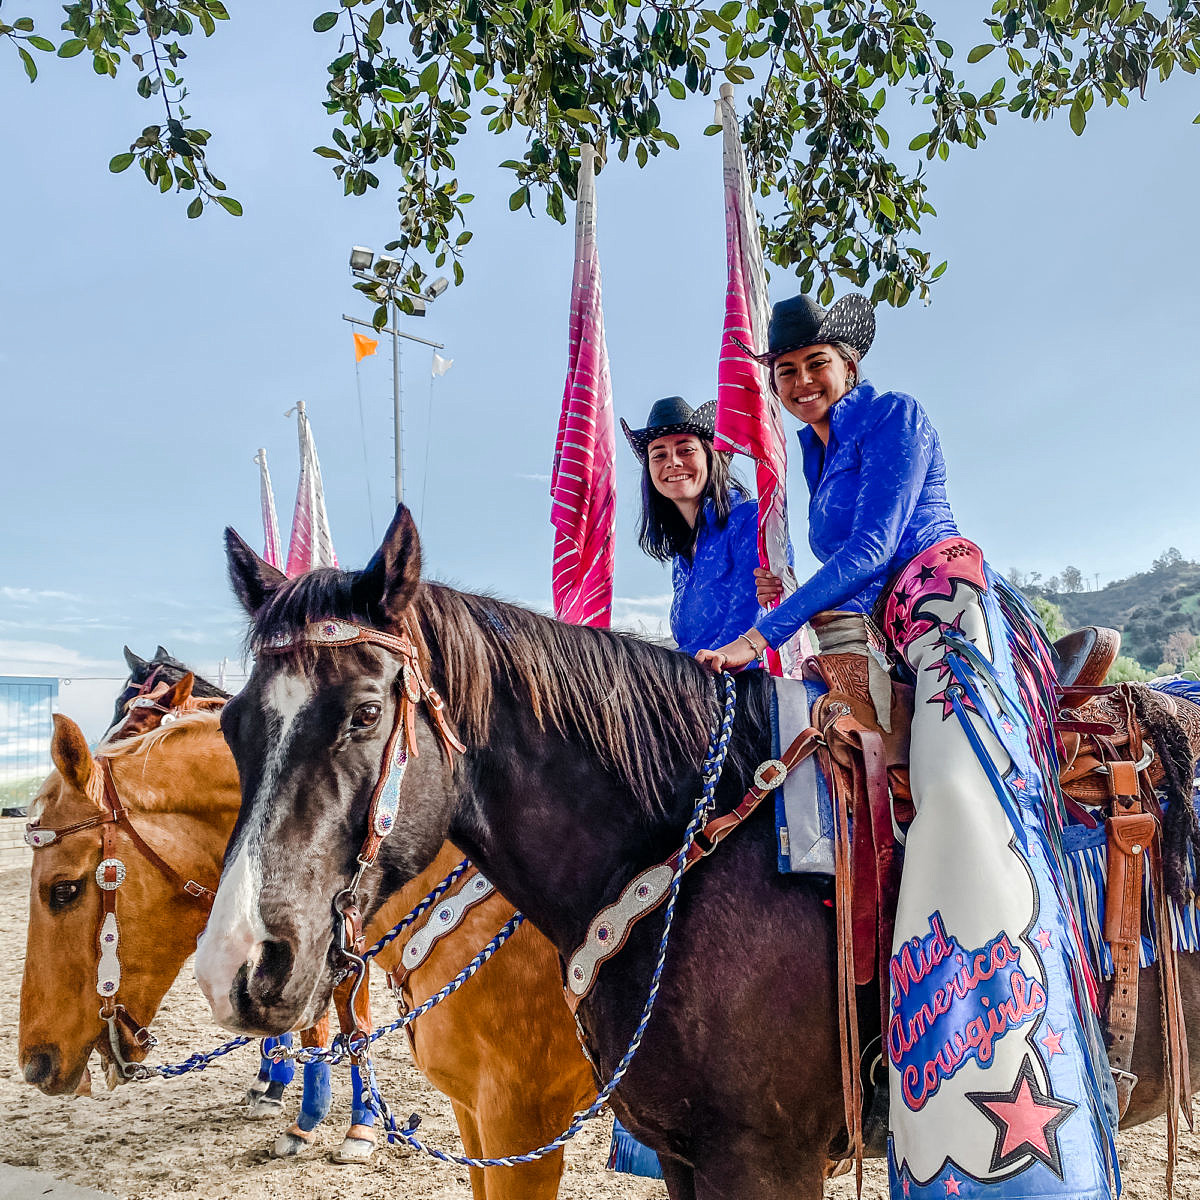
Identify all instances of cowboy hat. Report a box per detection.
[732,293,874,363]
[620,397,717,462]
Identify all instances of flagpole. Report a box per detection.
[391,300,403,504]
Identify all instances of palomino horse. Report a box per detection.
[197,507,1200,1200]
[19,692,594,1196]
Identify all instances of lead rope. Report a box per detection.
[364,671,738,1168]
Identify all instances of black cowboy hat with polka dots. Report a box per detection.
[732,293,875,363]
[620,397,717,462]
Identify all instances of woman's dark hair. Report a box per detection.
[638,437,746,563]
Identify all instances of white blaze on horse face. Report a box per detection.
[195,669,313,1025]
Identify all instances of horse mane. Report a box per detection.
[99,710,223,761]
[248,569,730,815]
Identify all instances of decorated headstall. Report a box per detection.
[24,744,214,1079]
[255,618,466,987]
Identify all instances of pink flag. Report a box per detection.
[254,448,283,570]
[551,144,615,627]
[285,401,338,577]
[714,85,809,672]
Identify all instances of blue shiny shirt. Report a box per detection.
[755,380,959,649]
[671,494,762,657]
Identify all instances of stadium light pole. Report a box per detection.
[347,247,448,505]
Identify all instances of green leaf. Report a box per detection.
[909,132,929,151]
[508,185,529,211]
[877,195,896,221]
[27,36,55,52]
[967,44,995,64]
[214,195,243,215]
[109,152,136,173]
[367,8,384,39]
[18,46,36,81]
[1069,98,1086,135]
[312,12,339,33]
[187,196,203,218]
[666,77,685,100]
[57,38,86,57]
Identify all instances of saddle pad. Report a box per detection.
[772,676,834,875]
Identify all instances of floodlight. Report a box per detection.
[409,297,427,318]
[425,276,449,300]
[349,245,374,271]
[376,255,402,279]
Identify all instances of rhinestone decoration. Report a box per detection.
[377,813,394,832]
[753,758,788,791]
[101,980,116,993]
[103,931,116,945]
[597,924,611,942]
[402,663,421,703]
[24,828,55,849]
[572,965,584,981]
[130,697,158,710]
[636,883,651,900]
[438,907,452,923]
[96,858,127,890]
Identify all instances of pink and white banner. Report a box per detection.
[550,144,615,628]
[714,84,808,671]
[254,448,283,571]
[285,401,338,576]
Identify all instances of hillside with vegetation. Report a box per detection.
[1015,549,1200,677]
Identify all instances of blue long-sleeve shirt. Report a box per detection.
[755,381,959,649]
[671,494,762,657]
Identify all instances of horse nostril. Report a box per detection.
[23,1050,55,1086]
[254,939,296,1008]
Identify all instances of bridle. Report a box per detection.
[256,617,466,1045]
[25,689,218,1079]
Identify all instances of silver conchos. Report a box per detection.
[402,662,421,703]
[95,858,127,890]
[402,873,496,971]
[566,862,674,998]
[753,758,788,790]
[24,827,56,849]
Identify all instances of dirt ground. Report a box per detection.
[3,863,1198,1199]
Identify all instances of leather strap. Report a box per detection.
[1103,809,1155,1117]
[563,727,823,1013]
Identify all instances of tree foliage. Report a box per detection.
[9,0,1200,320]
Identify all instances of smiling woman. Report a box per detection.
[619,397,762,659]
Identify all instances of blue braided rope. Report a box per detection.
[277,911,527,1068]
[366,671,739,1169]
[363,858,472,961]
[151,1035,253,1078]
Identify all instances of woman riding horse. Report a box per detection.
[621,396,761,659]
[698,293,1121,1200]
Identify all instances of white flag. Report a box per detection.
[431,353,453,378]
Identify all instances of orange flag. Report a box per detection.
[353,332,378,362]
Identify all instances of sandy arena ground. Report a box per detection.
[3,863,1197,1199]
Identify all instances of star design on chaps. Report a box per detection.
[943,609,968,639]
[967,1055,1076,1177]
[1001,719,1015,735]
[930,687,975,720]
[1010,774,1028,792]
[902,1175,911,1197]
[916,563,938,586]
[925,655,954,681]
[1041,1025,1065,1059]
[944,1172,962,1196]
[1034,928,1054,951]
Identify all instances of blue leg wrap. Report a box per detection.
[350,1064,376,1128]
[297,1061,332,1133]
[266,1033,295,1087]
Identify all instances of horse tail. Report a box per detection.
[1133,683,1200,905]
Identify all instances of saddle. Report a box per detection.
[809,626,1197,1175]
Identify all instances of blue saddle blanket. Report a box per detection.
[771,676,834,875]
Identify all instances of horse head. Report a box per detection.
[195,506,462,1036]
[19,711,236,1093]
[109,645,228,734]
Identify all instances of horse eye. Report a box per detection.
[49,878,85,912]
[350,702,383,730]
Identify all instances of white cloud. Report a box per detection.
[516,473,551,483]
[0,586,85,605]
[0,640,120,677]
[611,594,672,642]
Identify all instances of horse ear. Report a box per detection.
[225,527,287,617]
[50,714,96,801]
[162,673,195,709]
[154,645,170,660]
[356,505,422,627]
[124,646,149,674]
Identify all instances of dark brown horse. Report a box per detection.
[196,507,1200,1200]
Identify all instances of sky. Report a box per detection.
[2,4,1199,740]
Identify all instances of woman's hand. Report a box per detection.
[754,568,784,607]
[695,631,765,673]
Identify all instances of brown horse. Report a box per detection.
[18,705,594,1197]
